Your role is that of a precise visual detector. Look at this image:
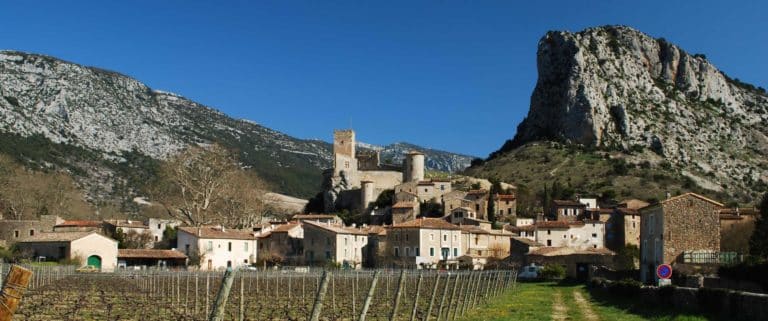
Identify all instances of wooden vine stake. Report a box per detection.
[0,265,33,321]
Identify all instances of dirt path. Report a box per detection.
[572,290,599,321]
[548,157,570,176]
[551,290,568,321]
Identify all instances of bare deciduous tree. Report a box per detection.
[151,144,270,228]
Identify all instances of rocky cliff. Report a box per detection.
[492,26,767,201]
[0,50,471,203]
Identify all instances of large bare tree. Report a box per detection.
[152,144,270,227]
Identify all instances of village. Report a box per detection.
[0,129,757,289]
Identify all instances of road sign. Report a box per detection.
[656,264,673,279]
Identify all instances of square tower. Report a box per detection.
[334,129,355,158]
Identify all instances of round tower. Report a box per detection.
[360,180,375,209]
[404,151,425,182]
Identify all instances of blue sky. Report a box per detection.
[1,1,765,157]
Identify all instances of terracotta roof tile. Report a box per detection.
[56,220,103,228]
[271,223,301,233]
[302,221,367,235]
[496,194,516,200]
[20,231,113,243]
[104,219,148,229]
[118,249,187,259]
[392,201,416,209]
[393,218,460,230]
[177,226,258,240]
[552,200,585,207]
[535,221,571,229]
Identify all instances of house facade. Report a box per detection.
[534,221,605,250]
[639,193,723,283]
[176,226,258,271]
[16,231,118,272]
[302,221,368,268]
[257,223,304,264]
[386,218,462,269]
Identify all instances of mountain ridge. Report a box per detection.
[0,50,471,207]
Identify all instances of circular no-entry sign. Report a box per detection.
[656,264,673,279]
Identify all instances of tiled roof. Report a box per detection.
[496,194,516,200]
[417,181,435,186]
[393,218,460,230]
[467,189,488,195]
[506,225,535,232]
[56,220,103,228]
[527,247,614,256]
[616,208,639,215]
[118,249,187,259]
[460,225,490,234]
[392,201,416,209]
[271,223,301,233]
[552,200,585,207]
[293,214,339,220]
[618,199,650,210]
[20,231,113,243]
[177,226,258,240]
[104,219,149,229]
[362,225,388,235]
[719,208,757,216]
[646,192,724,209]
[511,237,543,246]
[535,221,571,229]
[302,220,367,235]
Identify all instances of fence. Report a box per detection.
[681,251,742,265]
[3,265,517,321]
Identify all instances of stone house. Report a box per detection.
[535,220,605,250]
[292,214,342,225]
[526,247,615,280]
[302,221,368,269]
[639,193,723,283]
[385,218,462,269]
[16,231,118,272]
[508,237,543,266]
[147,218,182,244]
[392,201,418,223]
[550,200,587,222]
[505,224,536,241]
[53,220,104,232]
[176,226,259,271]
[257,223,304,264]
[362,225,388,268]
[0,215,62,245]
[458,225,512,269]
[465,190,489,220]
[447,207,478,225]
[493,194,517,222]
[394,190,419,204]
[718,207,757,255]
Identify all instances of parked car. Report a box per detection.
[517,264,542,280]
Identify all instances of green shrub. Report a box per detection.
[609,278,642,296]
[540,264,566,280]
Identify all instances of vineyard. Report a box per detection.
[1,265,517,321]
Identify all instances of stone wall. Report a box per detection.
[661,196,721,264]
[0,215,61,245]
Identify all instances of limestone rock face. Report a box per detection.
[511,26,768,195]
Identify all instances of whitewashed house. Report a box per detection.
[176,226,258,271]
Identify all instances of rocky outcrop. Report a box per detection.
[507,26,768,197]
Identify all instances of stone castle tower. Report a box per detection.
[404,151,425,182]
[333,129,358,179]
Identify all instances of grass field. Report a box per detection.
[457,282,716,321]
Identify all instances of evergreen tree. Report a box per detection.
[749,193,768,259]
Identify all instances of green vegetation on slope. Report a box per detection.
[464,142,734,215]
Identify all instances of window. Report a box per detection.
[475,204,480,211]
[547,230,551,235]
[508,208,512,215]
[563,235,566,239]
[206,241,213,252]
[29,229,34,236]
[453,235,457,241]
[394,247,400,257]
[325,251,332,260]
[430,247,435,257]
[443,234,447,241]
[344,161,349,168]
[416,247,420,256]
[425,188,428,192]
[345,237,348,246]
[157,224,162,229]
[453,248,458,257]
[244,242,248,252]
[405,247,411,256]
[440,185,445,191]
[228,242,232,252]
[14,230,19,238]
[592,233,597,238]
[547,240,552,246]
[593,245,597,249]
[430,234,434,241]
[244,259,249,264]
[405,234,409,241]
[155,236,159,242]
[632,222,636,228]
[227,261,232,268]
